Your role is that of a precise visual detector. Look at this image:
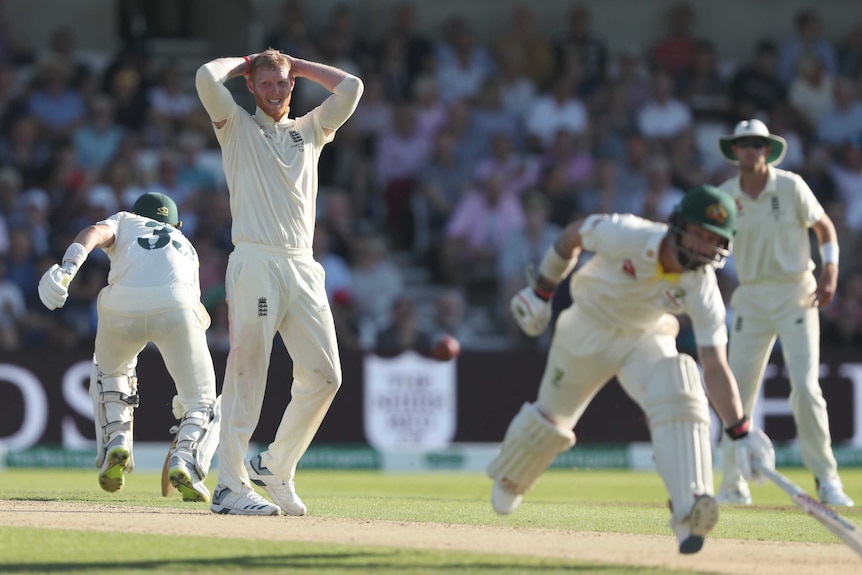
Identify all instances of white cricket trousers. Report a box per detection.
[95,283,217,412]
[218,243,342,493]
[722,274,839,486]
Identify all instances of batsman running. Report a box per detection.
[489,185,776,554]
[716,119,852,506]
[37,192,220,502]
[196,49,362,515]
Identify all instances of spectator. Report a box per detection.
[434,15,496,105]
[350,233,404,337]
[374,296,435,357]
[651,1,697,81]
[540,129,595,195]
[778,8,838,87]
[72,94,125,176]
[636,70,694,154]
[440,172,525,287]
[148,61,198,145]
[553,3,608,95]
[0,257,26,350]
[429,287,478,349]
[413,128,471,264]
[677,39,730,125]
[524,76,588,152]
[495,50,538,130]
[312,223,353,304]
[493,4,555,92]
[788,54,835,131]
[837,19,862,78]
[829,133,862,230]
[729,39,786,121]
[374,102,432,250]
[816,76,862,148]
[27,60,87,142]
[474,131,540,197]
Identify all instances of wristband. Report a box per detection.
[242,56,252,75]
[62,242,88,269]
[533,286,554,302]
[538,245,576,284]
[725,415,751,441]
[820,242,839,266]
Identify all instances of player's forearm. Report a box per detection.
[699,347,746,426]
[290,58,357,92]
[195,59,242,121]
[534,222,583,294]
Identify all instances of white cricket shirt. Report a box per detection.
[99,212,200,289]
[719,166,823,285]
[571,214,728,346]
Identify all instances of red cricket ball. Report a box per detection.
[433,335,461,361]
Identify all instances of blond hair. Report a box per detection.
[250,49,291,75]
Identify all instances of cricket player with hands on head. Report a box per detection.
[716,119,852,507]
[195,49,362,516]
[489,185,776,554]
[37,192,221,503]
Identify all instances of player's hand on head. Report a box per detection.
[38,264,71,311]
[510,287,552,337]
[734,427,775,484]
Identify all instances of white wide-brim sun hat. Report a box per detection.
[718,119,787,166]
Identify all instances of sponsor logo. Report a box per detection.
[258,297,268,317]
[664,286,686,309]
[156,206,169,217]
[622,259,636,279]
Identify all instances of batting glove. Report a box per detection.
[728,417,775,484]
[510,287,552,337]
[38,264,71,311]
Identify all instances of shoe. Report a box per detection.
[245,454,307,516]
[210,484,281,516]
[678,495,719,554]
[98,435,133,493]
[168,456,210,502]
[817,479,854,506]
[491,479,523,515]
[716,482,752,505]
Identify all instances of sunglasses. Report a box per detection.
[734,138,770,149]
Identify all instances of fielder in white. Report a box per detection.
[716,119,852,506]
[490,185,776,554]
[196,49,362,516]
[37,192,220,502]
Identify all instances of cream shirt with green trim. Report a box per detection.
[570,213,728,346]
[719,166,823,285]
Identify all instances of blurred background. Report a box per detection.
[2,0,862,464]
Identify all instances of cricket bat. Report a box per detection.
[755,461,862,557]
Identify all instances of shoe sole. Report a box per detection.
[209,504,280,516]
[679,496,719,554]
[99,446,130,492]
[168,467,209,503]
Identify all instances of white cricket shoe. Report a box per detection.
[491,479,523,515]
[168,455,210,502]
[675,495,720,554]
[210,485,281,516]
[817,479,854,506]
[245,455,307,516]
[98,434,133,493]
[716,481,752,505]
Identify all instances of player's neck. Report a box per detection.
[738,165,769,199]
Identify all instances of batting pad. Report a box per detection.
[486,402,575,495]
[91,362,139,470]
[171,395,221,479]
[644,355,713,519]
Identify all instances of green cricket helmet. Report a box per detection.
[669,185,737,270]
[131,192,181,227]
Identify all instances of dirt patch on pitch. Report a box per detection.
[1,500,860,574]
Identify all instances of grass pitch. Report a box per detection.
[1,467,860,574]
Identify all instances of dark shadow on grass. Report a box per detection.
[0,552,654,573]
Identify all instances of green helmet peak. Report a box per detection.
[131,192,180,226]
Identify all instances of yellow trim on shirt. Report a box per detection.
[656,261,681,283]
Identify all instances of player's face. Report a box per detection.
[732,137,770,169]
[680,224,724,265]
[248,66,294,121]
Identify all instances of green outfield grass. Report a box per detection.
[1,467,860,574]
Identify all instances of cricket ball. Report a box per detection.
[433,335,460,361]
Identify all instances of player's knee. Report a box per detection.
[644,354,710,428]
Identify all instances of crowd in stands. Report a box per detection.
[0,1,861,354]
